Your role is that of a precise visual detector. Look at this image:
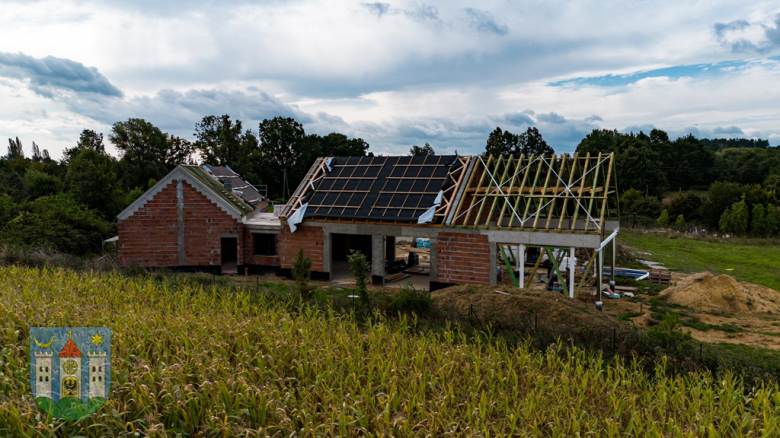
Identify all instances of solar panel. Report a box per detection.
[301,155,462,223]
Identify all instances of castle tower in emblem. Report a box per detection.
[88,351,107,398]
[34,351,53,398]
[58,330,83,399]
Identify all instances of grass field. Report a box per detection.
[2,266,780,436]
[618,231,780,292]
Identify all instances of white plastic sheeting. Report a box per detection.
[287,202,308,233]
[417,190,444,224]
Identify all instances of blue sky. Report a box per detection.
[1,0,779,159]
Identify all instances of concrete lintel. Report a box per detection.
[310,222,441,238]
[485,230,602,248]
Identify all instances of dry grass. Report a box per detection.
[2,265,780,436]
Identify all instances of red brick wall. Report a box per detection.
[243,228,281,267]
[437,232,491,285]
[278,225,324,271]
[118,180,242,268]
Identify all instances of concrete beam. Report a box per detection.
[485,230,602,248]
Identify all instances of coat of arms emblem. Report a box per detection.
[29,327,111,421]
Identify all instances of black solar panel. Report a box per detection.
[302,155,461,222]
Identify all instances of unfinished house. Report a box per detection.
[117,165,272,274]
[277,153,619,299]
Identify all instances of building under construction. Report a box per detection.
[117,153,619,299]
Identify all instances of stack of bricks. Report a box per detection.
[118,180,242,268]
[436,232,490,285]
[277,225,324,271]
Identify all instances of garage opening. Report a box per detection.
[385,236,431,291]
[220,237,238,274]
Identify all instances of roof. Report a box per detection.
[281,155,470,224]
[181,165,255,215]
[58,338,83,358]
[202,165,266,207]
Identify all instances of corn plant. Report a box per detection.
[2,265,780,437]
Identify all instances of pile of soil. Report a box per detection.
[431,285,621,331]
[659,273,780,315]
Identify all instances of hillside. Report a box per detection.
[2,266,780,436]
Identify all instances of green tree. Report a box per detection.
[24,170,63,200]
[723,195,750,235]
[484,127,553,158]
[675,214,685,230]
[348,249,370,306]
[0,194,114,255]
[258,117,307,198]
[292,247,313,300]
[751,204,767,236]
[766,204,779,235]
[110,118,193,190]
[62,130,106,163]
[194,115,260,178]
[66,149,120,218]
[719,206,733,234]
[658,209,670,228]
[6,137,24,159]
[699,181,747,229]
[410,143,435,156]
[518,127,554,157]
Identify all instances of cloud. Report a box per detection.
[536,112,567,124]
[585,115,603,122]
[713,15,780,53]
[464,8,507,36]
[405,2,440,22]
[361,2,391,18]
[503,111,534,126]
[0,52,122,98]
[713,125,745,135]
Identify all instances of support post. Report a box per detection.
[569,247,575,299]
[489,241,498,286]
[371,235,385,286]
[598,248,604,302]
[611,237,616,281]
[519,244,525,289]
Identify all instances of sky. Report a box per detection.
[1,0,779,159]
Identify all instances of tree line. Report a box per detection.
[2,118,779,256]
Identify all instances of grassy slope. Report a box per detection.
[2,266,780,436]
[619,231,780,292]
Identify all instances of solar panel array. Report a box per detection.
[203,165,265,207]
[303,155,460,222]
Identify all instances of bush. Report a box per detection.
[675,214,685,230]
[0,194,114,255]
[720,195,750,234]
[657,210,670,228]
[751,204,766,236]
[767,204,779,235]
[291,247,312,299]
[390,283,432,314]
[348,250,370,305]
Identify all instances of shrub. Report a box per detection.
[751,204,766,236]
[291,247,312,299]
[675,214,685,230]
[766,204,779,235]
[657,209,669,228]
[390,283,432,314]
[348,249,370,305]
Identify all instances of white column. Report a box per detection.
[519,244,525,288]
[569,247,575,299]
[611,237,616,281]
[598,248,604,302]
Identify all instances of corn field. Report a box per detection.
[1,266,780,437]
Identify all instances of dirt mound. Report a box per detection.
[431,285,621,332]
[659,273,780,315]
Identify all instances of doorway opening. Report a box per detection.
[330,233,372,284]
[220,237,238,274]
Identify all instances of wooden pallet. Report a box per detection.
[649,270,672,286]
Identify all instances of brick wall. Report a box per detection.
[243,228,281,267]
[118,180,242,268]
[437,232,491,285]
[278,224,325,271]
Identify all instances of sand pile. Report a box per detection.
[431,285,620,331]
[659,273,780,315]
